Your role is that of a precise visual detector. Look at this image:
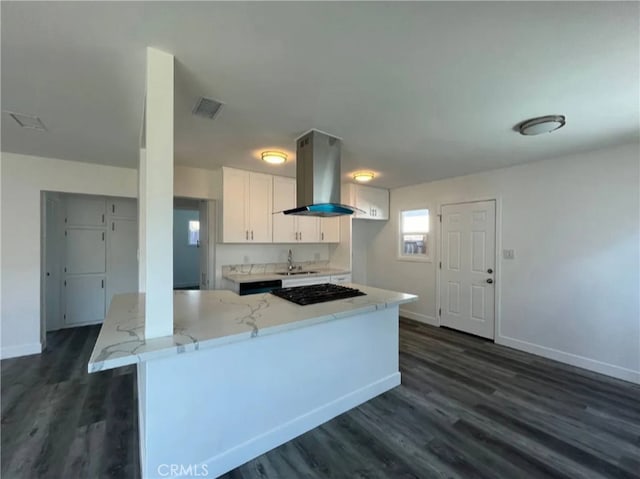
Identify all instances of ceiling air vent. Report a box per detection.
[5,111,47,130]
[192,97,223,120]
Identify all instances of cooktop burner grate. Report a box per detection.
[271,283,366,305]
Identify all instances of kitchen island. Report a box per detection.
[89,284,417,478]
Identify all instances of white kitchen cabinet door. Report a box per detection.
[319,217,340,243]
[346,184,389,220]
[248,172,273,242]
[109,198,137,219]
[107,218,138,308]
[222,168,249,242]
[296,216,319,243]
[272,176,297,243]
[66,196,106,226]
[368,187,389,220]
[66,229,106,274]
[64,276,106,326]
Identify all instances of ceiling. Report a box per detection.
[2,2,638,188]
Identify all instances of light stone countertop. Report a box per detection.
[88,284,417,373]
[223,268,351,284]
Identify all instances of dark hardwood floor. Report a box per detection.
[2,319,639,478]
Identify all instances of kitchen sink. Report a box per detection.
[277,271,318,276]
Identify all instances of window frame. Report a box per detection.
[397,208,432,262]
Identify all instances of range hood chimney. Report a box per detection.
[283,130,358,217]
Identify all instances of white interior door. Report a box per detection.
[440,200,496,339]
[66,229,106,274]
[64,276,106,326]
[107,218,138,308]
[198,201,209,289]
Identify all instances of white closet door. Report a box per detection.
[66,196,106,226]
[109,198,137,219]
[64,276,106,326]
[66,229,106,274]
[107,218,138,309]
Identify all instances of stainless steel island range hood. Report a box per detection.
[283,130,358,217]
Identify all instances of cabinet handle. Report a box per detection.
[112,222,115,231]
[321,232,324,241]
[251,230,254,240]
[299,232,302,241]
[102,232,105,241]
[246,230,249,240]
[112,204,115,214]
[101,214,105,223]
[101,279,104,289]
[296,232,299,240]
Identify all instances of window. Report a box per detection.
[188,220,200,246]
[399,209,430,261]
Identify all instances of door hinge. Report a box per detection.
[439,308,441,316]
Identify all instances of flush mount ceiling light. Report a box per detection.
[261,151,287,165]
[5,111,47,130]
[353,171,375,182]
[516,115,566,136]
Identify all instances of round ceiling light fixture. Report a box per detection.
[516,115,566,136]
[261,151,287,165]
[353,171,375,182]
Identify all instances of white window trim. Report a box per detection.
[397,208,432,262]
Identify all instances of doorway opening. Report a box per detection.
[173,198,212,290]
[41,192,138,338]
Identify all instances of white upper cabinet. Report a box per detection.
[345,184,389,220]
[272,176,322,243]
[221,168,273,243]
[319,217,340,242]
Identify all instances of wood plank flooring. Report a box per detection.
[2,319,639,478]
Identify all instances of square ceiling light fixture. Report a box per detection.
[5,111,47,130]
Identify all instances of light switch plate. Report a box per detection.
[503,249,515,260]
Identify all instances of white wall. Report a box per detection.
[363,142,640,383]
[173,209,200,288]
[0,152,137,358]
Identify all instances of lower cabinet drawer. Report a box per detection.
[330,274,352,284]
[281,276,330,288]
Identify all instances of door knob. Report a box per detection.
[487,268,493,274]
[486,278,493,284]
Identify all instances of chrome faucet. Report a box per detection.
[287,249,294,272]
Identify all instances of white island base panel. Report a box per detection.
[138,306,400,479]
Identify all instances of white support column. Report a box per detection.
[142,47,174,338]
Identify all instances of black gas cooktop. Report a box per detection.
[271,283,366,306]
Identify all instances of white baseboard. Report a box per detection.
[204,373,401,479]
[400,309,438,326]
[497,335,640,384]
[1,342,42,360]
